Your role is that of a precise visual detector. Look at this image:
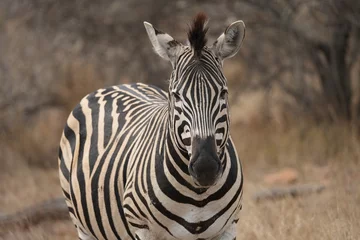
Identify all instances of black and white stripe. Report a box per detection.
[58,13,245,240]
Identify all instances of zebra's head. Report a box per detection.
[144,13,245,187]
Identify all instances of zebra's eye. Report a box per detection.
[172,92,182,102]
[220,89,228,100]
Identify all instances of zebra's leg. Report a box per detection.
[66,206,95,240]
[134,228,158,240]
[77,225,96,240]
[214,222,237,240]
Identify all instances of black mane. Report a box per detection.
[187,12,208,58]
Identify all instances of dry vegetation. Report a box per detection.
[1,121,359,239]
[235,123,360,240]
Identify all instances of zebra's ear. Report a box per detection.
[144,22,183,67]
[211,20,245,60]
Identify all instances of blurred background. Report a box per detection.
[0,0,359,239]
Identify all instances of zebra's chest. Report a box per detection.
[145,195,238,240]
[123,176,240,240]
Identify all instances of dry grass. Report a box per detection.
[232,123,360,240]
[0,123,359,239]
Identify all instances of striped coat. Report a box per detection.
[59,13,245,240]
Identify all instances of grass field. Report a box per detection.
[0,123,359,239]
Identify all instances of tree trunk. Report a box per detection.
[331,20,352,120]
[314,19,352,121]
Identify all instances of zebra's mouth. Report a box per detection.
[190,173,222,188]
[189,161,223,188]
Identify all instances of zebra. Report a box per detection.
[58,13,245,240]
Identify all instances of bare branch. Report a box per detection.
[253,184,326,202]
[0,197,69,232]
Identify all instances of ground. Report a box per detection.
[0,124,359,240]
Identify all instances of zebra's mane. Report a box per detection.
[187,12,209,58]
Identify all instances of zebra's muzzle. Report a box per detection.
[189,136,222,187]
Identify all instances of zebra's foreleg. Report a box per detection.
[213,222,237,240]
[77,230,96,240]
[75,224,96,240]
[134,228,158,240]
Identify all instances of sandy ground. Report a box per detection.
[0,124,359,240]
